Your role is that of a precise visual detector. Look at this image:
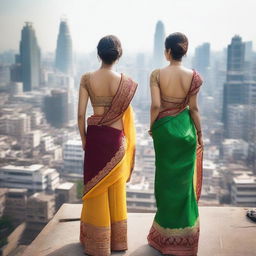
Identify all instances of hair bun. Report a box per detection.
[97,35,122,65]
[165,32,188,61]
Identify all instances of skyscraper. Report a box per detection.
[194,43,210,77]
[153,20,165,68]
[55,19,73,75]
[222,35,256,139]
[11,22,41,91]
[226,35,245,81]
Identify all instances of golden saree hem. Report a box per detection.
[83,137,126,195]
[151,218,199,236]
[80,220,128,255]
[147,220,199,256]
[80,221,111,256]
[111,219,128,251]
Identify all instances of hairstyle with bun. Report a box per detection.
[97,35,122,65]
[165,32,188,61]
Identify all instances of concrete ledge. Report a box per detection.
[22,204,256,256]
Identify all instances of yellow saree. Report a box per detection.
[80,74,137,255]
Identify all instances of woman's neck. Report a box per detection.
[100,63,114,70]
[169,60,182,66]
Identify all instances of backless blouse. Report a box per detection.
[150,69,203,119]
[80,72,116,108]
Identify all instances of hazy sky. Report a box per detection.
[0,0,255,54]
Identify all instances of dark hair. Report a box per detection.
[165,32,188,61]
[97,35,122,65]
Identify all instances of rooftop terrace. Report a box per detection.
[22,204,256,256]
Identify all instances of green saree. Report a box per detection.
[147,107,203,256]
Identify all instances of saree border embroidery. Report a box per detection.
[83,137,126,195]
[147,219,199,256]
[99,76,137,125]
[151,218,199,236]
[111,219,128,251]
[87,75,137,126]
[80,221,111,255]
[196,145,203,202]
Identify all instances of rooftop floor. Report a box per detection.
[22,204,256,256]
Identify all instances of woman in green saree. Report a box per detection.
[147,32,203,256]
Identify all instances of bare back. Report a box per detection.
[158,66,194,101]
[85,70,123,130]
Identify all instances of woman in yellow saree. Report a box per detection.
[77,35,137,255]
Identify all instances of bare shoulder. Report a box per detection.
[108,70,122,80]
[180,66,194,77]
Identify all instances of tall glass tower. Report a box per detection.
[194,43,210,77]
[227,35,245,81]
[153,20,165,68]
[19,22,41,91]
[55,19,73,75]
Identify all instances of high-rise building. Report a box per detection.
[55,19,73,75]
[43,89,69,128]
[11,22,41,91]
[194,43,210,77]
[134,53,150,107]
[222,35,256,138]
[226,35,245,82]
[153,20,165,68]
[0,64,10,87]
[226,105,250,140]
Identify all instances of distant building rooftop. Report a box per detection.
[233,173,256,184]
[1,164,43,172]
[203,159,217,169]
[22,204,256,256]
[65,140,82,146]
[29,192,55,201]
[7,188,28,193]
[56,182,74,190]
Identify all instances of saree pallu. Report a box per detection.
[147,107,203,256]
[80,75,137,256]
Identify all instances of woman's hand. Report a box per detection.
[197,131,203,148]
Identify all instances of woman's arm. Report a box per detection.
[77,81,89,150]
[149,71,161,134]
[188,94,203,147]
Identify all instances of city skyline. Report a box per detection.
[0,0,255,54]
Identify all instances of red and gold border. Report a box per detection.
[80,221,111,255]
[83,137,126,195]
[111,219,128,251]
[147,218,199,256]
[80,219,127,255]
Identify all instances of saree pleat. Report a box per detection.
[80,73,137,256]
[147,107,203,256]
